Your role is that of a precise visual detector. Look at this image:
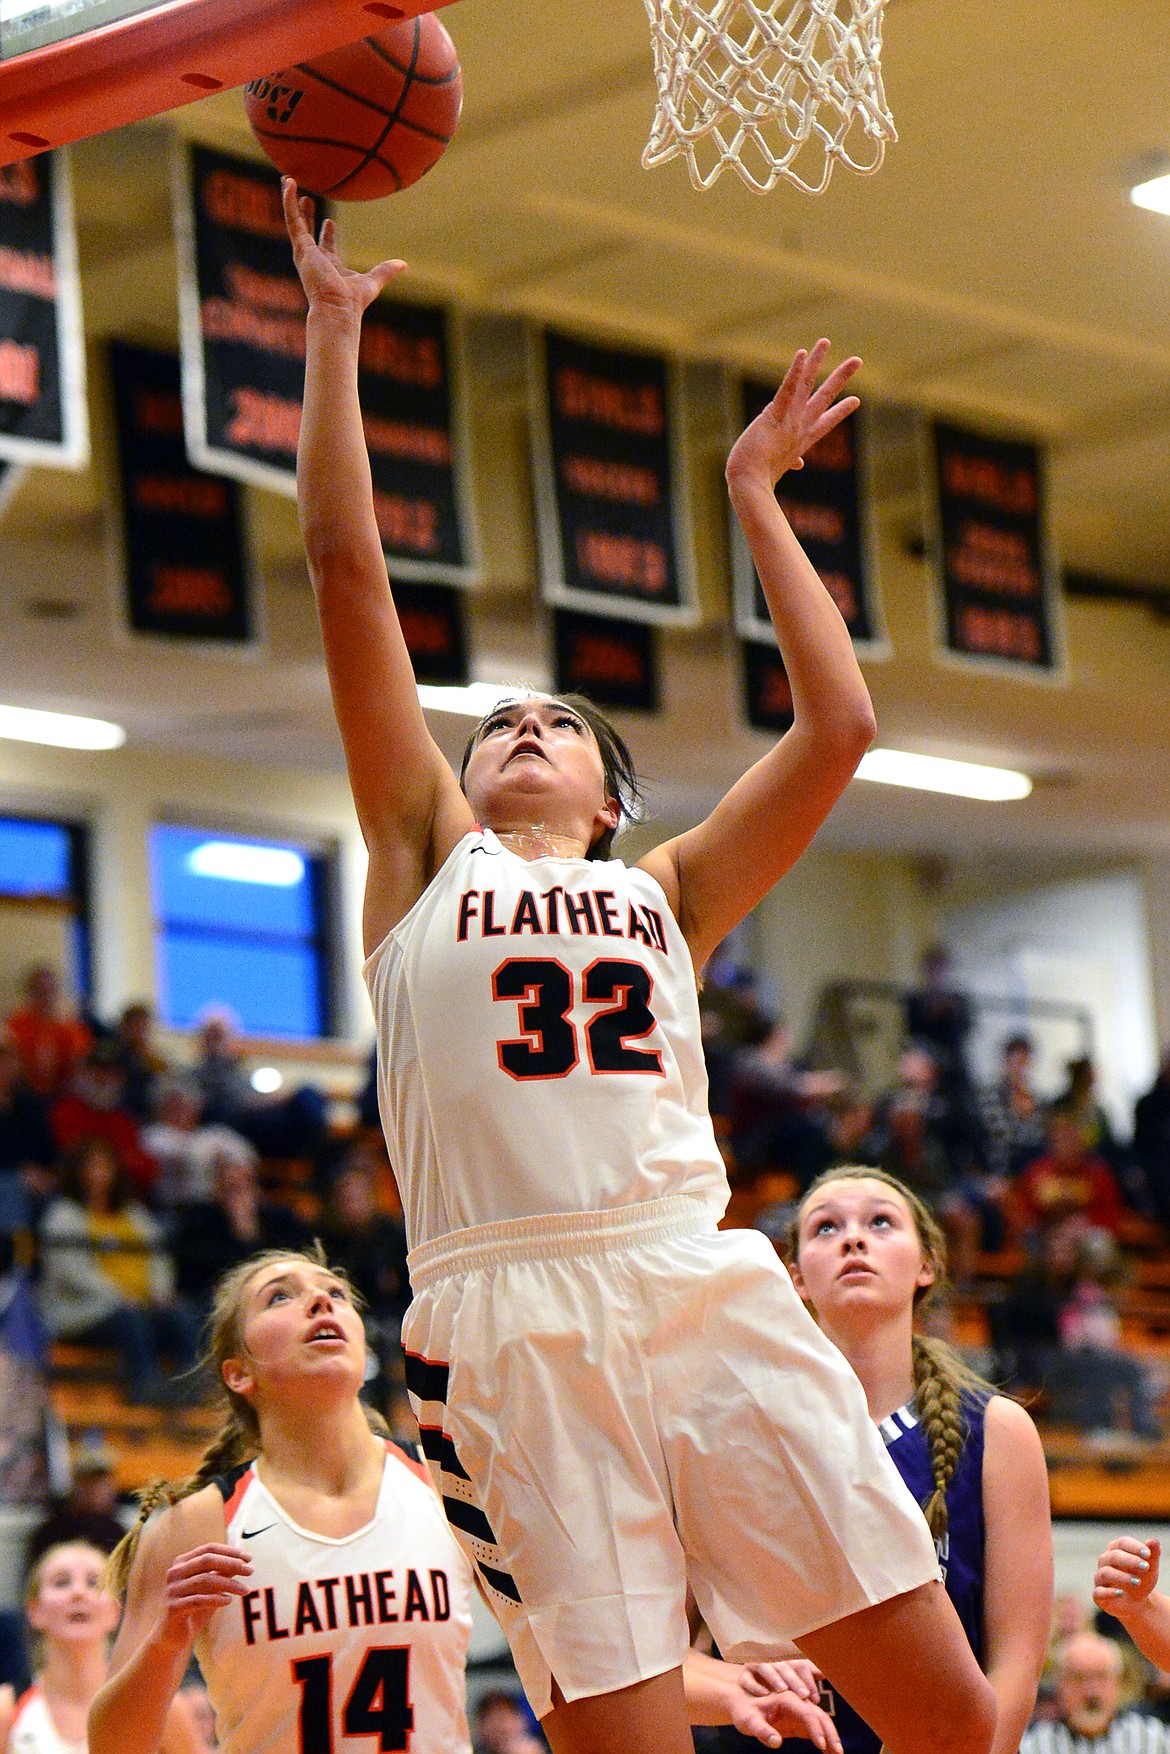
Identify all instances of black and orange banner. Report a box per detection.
[111,343,253,646]
[553,610,658,712]
[0,152,86,467]
[531,330,697,627]
[175,143,475,583]
[731,380,882,652]
[395,581,467,685]
[742,643,795,734]
[929,420,1063,676]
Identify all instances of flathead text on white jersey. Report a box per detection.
[363,830,730,1249]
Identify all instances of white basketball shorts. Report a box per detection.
[403,1195,939,1718]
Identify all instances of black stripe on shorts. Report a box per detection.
[477,1561,522,1605]
[443,1494,498,1546]
[418,1423,471,1481]
[403,1350,450,1403]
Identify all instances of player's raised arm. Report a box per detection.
[638,342,875,971]
[283,179,473,947]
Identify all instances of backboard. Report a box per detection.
[0,0,449,166]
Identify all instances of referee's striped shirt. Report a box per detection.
[1022,1714,1170,1754]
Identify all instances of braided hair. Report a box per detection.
[785,1165,992,1542]
[107,1244,388,1598]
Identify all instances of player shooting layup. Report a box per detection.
[282,178,998,1754]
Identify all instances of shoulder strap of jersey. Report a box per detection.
[212,1458,256,1524]
[382,1436,434,1489]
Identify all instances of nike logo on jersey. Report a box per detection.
[241,1523,278,1539]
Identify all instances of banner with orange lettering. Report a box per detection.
[928,420,1064,677]
[553,610,659,712]
[174,143,477,585]
[110,343,254,647]
[730,379,885,654]
[0,152,87,468]
[530,329,698,627]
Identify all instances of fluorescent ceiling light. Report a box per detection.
[417,681,544,718]
[1132,172,1170,216]
[0,703,125,750]
[856,748,1032,802]
[187,841,305,885]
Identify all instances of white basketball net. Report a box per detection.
[641,0,896,195]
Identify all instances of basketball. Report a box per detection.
[243,13,462,201]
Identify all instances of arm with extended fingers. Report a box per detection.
[282,178,471,949]
[639,341,876,970]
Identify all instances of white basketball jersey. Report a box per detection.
[7,1689,84,1754]
[196,1441,473,1754]
[364,829,729,1248]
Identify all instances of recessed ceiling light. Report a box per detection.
[0,704,125,751]
[856,748,1032,802]
[417,681,550,717]
[1131,172,1170,216]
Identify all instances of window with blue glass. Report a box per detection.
[149,825,335,1038]
[0,814,92,996]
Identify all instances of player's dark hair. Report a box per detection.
[784,1165,992,1543]
[458,691,644,860]
[108,1244,387,1599]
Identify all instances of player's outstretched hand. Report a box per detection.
[156,1543,253,1650]
[730,1678,843,1753]
[282,176,405,318]
[1094,1535,1161,1616]
[726,339,860,491]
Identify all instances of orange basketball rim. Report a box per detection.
[0,0,454,168]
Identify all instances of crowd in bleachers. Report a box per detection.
[701,944,1170,1444]
[0,962,410,1442]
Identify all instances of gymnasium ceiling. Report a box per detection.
[3,0,1170,863]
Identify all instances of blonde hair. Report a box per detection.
[784,1165,992,1542]
[108,1245,388,1598]
[25,1541,112,1667]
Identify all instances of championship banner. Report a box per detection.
[928,420,1064,676]
[553,609,659,713]
[731,379,883,653]
[175,142,322,496]
[110,342,254,647]
[175,143,477,584]
[742,643,795,734]
[395,581,468,685]
[0,153,87,468]
[530,329,698,627]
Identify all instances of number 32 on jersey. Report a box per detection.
[492,956,665,1081]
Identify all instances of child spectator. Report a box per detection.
[4,966,91,1101]
[37,1138,198,1405]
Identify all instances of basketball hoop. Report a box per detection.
[641,0,896,195]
